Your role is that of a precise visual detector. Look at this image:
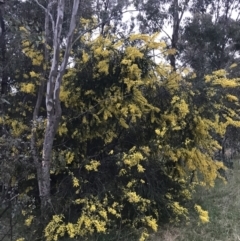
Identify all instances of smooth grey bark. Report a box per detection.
[31,1,51,206]
[34,0,80,212]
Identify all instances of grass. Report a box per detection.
[151,159,240,241]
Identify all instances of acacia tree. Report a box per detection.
[135,0,240,162]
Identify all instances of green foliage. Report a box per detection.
[181,13,240,77]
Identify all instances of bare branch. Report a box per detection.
[46,0,65,114]
[54,0,80,115]
[179,0,190,24]
[59,0,80,73]
[34,0,55,35]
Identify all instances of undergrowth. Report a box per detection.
[151,159,240,241]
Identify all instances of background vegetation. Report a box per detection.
[1,0,240,240]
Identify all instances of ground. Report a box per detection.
[151,159,240,241]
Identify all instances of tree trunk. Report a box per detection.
[34,0,80,215]
[0,5,6,95]
[170,0,189,70]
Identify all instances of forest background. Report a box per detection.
[1,0,240,240]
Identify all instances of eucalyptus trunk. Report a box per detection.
[33,0,80,213]
[170,0,189,70]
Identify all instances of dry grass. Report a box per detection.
[151,159,240,241]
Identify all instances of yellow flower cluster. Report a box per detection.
[194,204,209,223]
[66,151,74,164]
[139,231,149,241]
[126,191,141,203]
[72,176,80,187]
[11,120,28,137]
[82,51,89,63]
[20,83,35,94]
[45,215,66,241]
[155,127,166,137]
[170,202,188,219]
[19,26,28,33]
[29,71,39,78]
[129,32,166,51]
[125,46,144,60]
[59,196,122,238]
[22,46,44,66]
[25,215,34,227]
[85,160,101,171]
[144,216,158,231]
[58,123,68,136]
[226,94,238,102]
[97,60,109,75]
[123,149,145,169]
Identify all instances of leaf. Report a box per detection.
[1,98,10,104]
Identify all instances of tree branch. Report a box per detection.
[34,0,55,35]
[54,0,80,121]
